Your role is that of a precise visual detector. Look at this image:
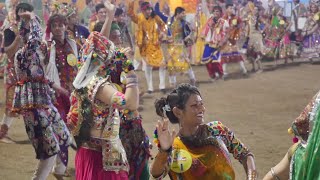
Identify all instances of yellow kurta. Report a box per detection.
[192,12,208,65]
[167,20,190,74]
[128,2,165,67]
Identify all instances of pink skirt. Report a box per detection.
[75,147,128,180]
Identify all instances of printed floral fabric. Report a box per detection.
[23,106,71,162]
[13,16,71,162]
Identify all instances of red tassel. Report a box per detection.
[293,137,299,143]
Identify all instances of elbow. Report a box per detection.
[125,99,139,111]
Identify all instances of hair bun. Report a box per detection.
[154,97,167,117]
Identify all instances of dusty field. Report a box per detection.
[0,62,320,180]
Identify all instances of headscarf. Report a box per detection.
[291,104,320,180]
[73,31,115,89]
[288,91,320,143]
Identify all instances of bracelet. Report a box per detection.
[126,83,138,88]
[126,77,138,85]
[126,73,138,79]
[158,146,173,154]
[247,169,258,180]
[270,167,280,180]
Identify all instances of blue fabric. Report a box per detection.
[202,44,220,63]
[154,2,191,38]
[76,25,90,39]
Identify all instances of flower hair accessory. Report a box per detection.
[162,104,171,112]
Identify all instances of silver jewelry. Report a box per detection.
[271,167,281,180]
[162,104,171,112]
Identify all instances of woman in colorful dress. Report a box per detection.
[301,2,320,61]
[191,0,209,65]
[151,83,257,180]
[0,4,20,143]
[264,7,293,66]
[67,2,140,179]
[263,90,320,180]
[278,14,293,64]
[155,2,196,88]
[12,3,71,179]
[92,21,151,180]
[111,52,151,180]
[128,0,166,94]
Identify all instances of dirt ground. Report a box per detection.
[0,62,320,180]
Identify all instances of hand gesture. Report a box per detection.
[104,0,115,12]
[18,10,34,22]
[156,119,177,151]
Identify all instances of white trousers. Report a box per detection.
[169,68,196,86]
[32,155,66,180]
[222,61,247,75]
[144,63,166,92]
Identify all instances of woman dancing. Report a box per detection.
[12,3,71,179]
[67,1,140,179]
[263,90,320,180]
[150,83,257,179]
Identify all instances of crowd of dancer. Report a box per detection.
[0,0,319,180]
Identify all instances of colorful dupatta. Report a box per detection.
[291,106,320,180]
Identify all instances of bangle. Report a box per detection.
[247,169,258,180]
[270,167,280,180]
[126,77,138,85]
[158,146,173,154]
[126,83,138,88]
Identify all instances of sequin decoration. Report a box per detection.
[111,92,126,109]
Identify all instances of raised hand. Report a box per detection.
[156,119,177,151]
[104,0,115,12]
[18,10,34,21]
